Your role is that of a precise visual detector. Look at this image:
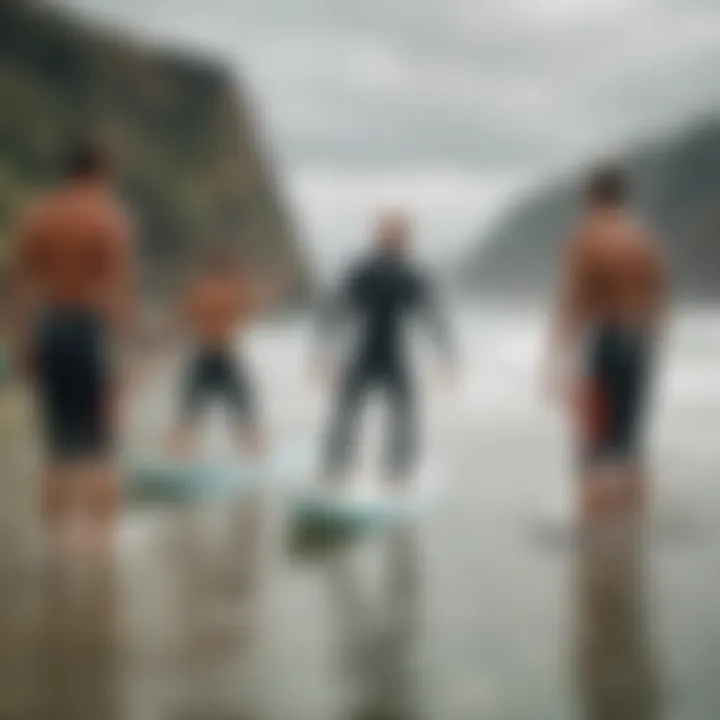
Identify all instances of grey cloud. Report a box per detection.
[59,0,720,174]
[56,0,720,267]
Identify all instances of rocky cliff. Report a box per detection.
[0,0,306,296]
[463,118,720,302]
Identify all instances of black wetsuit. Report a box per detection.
[35,310,112,461]
[321,253,452,478]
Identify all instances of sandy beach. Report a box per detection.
[0,305,718,719]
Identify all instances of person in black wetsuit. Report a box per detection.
[317,210,455,484]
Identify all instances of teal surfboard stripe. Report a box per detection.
[125,459,264,504]
[124,443,316,505]
[290,473,439,528]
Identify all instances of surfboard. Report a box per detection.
[124,457,264,505]
[124,442,317,506]
[289,463,441,530]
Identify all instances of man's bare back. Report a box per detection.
[18,183,132,322]
[563,212,666,333]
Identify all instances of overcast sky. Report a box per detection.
[58,0,720,273]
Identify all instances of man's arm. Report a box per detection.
[107,207,139,342]
[7,205,43,375]
[544,234,586,399]
[418,276,456,365]
[310,266,361,380]
[648,236,669,337]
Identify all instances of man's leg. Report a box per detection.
[613,375,650,521]
[35,312,121,557]
[83,460,120,556]
[385,370,416,484]
[224,354,264,457]
[577,382,634,525]
[580,456,649,528]
[324,366,367,482]
[38,409,92,557]
[623,463,648,518]
[169,355,205,458]
[34,317,75,553]
[41,463,80,556]
[40,457,116,560]
[43,458,119,559]
[596,377,648,522]
[70,345,121,557]
[579,464,624,526]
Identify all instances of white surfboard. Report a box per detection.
[124,436,316,504]
[124,443,316,505]
[289,460,442,528]
[124,457,263,505]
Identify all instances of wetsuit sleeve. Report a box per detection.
[417,276,455,361]
[315,265,363,355]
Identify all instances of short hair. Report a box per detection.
[64,137,110,179]
[585,165,628,205]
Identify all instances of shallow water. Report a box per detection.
[0,305,718,719]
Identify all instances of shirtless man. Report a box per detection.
[168,248,266,458]
[12,138,135,551]
[545,166,667,523]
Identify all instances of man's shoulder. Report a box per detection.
[31,185,125,218]
[88,191,135,240]
[628,216,660,247]
[23,187,64,217]
[566,220,596,245]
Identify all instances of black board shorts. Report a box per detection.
[35,310,113,462]
[182,349,256,426]
[579,325,652,470]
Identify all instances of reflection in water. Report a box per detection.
[576,525,661,720]
[0,557,119,720]
[40,562,119,720]
[170,492,266,719]
[325,526,421,720]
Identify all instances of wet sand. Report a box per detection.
[0,308,719,719]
